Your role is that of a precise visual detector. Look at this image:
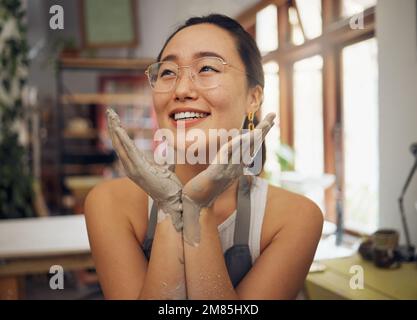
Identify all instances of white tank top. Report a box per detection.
[147,176,269,264]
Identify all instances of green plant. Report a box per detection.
[277,143,295,172]
[0,0,34,219]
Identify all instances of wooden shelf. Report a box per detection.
[59,57,155,71]
[63,128,98,139]
[63,164,108,175]
[65,176,105,198]
[52,59,156,212]
[61,93,149,105]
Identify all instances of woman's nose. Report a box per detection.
[173,67,197,100]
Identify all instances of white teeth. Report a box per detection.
[173,111,209,121]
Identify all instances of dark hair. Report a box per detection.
[157,14,266,175]
[157,14,264,90]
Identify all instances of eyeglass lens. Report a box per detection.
[147,57,225,92]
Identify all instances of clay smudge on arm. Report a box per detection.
[182,194,203,247]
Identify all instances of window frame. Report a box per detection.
[237,0,376,236]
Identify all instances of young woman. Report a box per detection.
[84,14,323,300]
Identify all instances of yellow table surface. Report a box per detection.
[306,254,417,300]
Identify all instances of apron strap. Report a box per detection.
[234,176,251,246]
[146,199,158,240]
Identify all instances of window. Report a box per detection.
[256,4,278,53]
[295,0,322,39]
[293,56,324,177]
[289,0,322,45]
[342,0,377,17]
[289,6,304,46]
[238,0,377,234]
[262,62,280,184]
[293,56,325,210]
[342,38,379,233]
[256,5,280,184]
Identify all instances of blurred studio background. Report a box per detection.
[0,0,416,299]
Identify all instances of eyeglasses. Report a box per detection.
[145,56,246,93]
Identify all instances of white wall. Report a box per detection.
[377,0,417,245]
[135,0,260,58]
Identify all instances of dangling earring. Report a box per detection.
[246,111,260,173]
[247,111,255,131]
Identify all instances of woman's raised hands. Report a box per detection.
[106,108,183,231]
[106,108,275,245]
[181,113,276,245]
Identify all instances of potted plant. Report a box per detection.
[277,143,295,172]
[0,0,35,219]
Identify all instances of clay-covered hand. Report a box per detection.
[106,108,183,231]
[181,113,276,246]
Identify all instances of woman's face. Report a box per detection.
[152,23,260,153]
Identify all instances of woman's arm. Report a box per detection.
[182,197,323,300]
[235,195,323,299]
[138,213,186,299]
[183,207,238,299]
[84,182,186,299]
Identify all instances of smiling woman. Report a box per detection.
[84,14,323,300]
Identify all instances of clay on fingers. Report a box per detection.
[181,113,276,245]
[106,108,183,231]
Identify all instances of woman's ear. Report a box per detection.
[246,85,264,114]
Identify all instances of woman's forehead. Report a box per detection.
[160,24,241,64]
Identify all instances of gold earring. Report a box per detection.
[248,112,255,131]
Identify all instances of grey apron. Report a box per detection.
[142,176,253,287]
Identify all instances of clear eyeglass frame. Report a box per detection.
[144,56,248,93]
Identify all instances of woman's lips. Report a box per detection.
[169,115,210,129]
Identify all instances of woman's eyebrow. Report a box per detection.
[194,51,225,60]
[160,51,226,62]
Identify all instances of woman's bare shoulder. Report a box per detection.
[261,184,323,249]
[266,184,323,217]
[84,177,149,242]
[85,177,147,208]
